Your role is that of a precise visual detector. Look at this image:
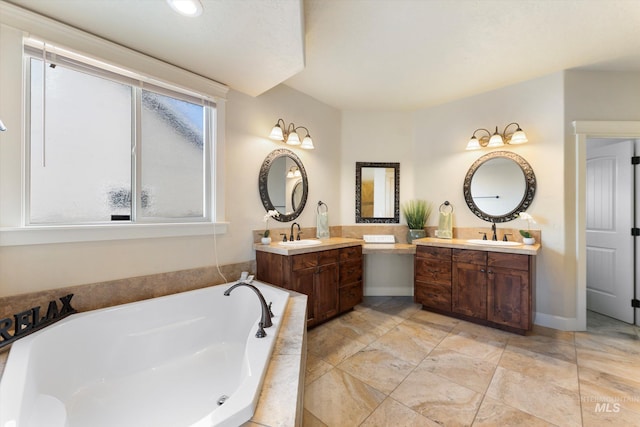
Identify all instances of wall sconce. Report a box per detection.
[0,119,6,132]
[286,166,301,178]
[269,118,314,149]
[466,122,528,150]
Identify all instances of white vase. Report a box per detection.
[522,237,535,245]
[261,237,272,245]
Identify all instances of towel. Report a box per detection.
[317,212,330,239]
[436,211,453,239]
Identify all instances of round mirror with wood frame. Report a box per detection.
[258,148,308,222]
[463,151,536,222]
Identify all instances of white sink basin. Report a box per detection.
[466,239,522,247]
[279,239,323,247]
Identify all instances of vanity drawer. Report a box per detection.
[339,259,363,286]
[340,245,362,261]
[415,281,451,311]
[318,249,340,265]
[292,253,318,271]
[453,249,486,266]
[416,246,451,261]
[488,252,529,271]
[339,282,363,312]
[415,258,451,285]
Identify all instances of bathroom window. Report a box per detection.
[25,44,214,225]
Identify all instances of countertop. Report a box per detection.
[414,237,541,255]
[254,237,363,255]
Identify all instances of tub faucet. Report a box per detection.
[223,282,273,337]
[290,222,301,241]
[491,222,497,241]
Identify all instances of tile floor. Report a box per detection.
[303,297,640,427]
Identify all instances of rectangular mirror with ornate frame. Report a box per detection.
[355,162,400,223]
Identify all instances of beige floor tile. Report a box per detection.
[305,352,333,385]
[581,403,640,427]
[391,368,483,426]
[329,309,400,346]
[306,325,366,366]
[302,409,327,427]
[437,326,506,363]
[577,347,640,383]
[338,346,416,395]
[575,330,640,358]
[486,366,582,427]
[419,347,498,393]
[360,397,440,427]
[500,345,579,392]
[304,368,386,426]
[507,333,577,363]
[578,366,640,415]
[369,297,422,319]
[366,322,441,365]
[408,308,460,333]
[531,324,576,343]
[302,297,640,426]
[473,396,558,427]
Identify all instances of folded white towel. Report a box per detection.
[317,212,330,239]
[436,211,452,239]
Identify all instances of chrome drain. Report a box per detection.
[217,395,229,406]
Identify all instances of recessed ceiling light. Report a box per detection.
[166,0,203,17]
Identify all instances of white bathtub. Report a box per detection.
[0,281,289,427]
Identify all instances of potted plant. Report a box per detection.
[518,212,536,245]
[402,199,433,243]
[261,210,279,244]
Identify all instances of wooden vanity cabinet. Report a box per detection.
[338,246,363,313]
[256,245,363,327]
[414,246,452,311]
[452,249,487,319]
[414,246,535,334]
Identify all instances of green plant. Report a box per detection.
[519,230,532,238]
[402,199,433,230]
[518,212,536,238]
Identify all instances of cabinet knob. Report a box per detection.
[480,269,486,273]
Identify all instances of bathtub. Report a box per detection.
[0,281,289,427]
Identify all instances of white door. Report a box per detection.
[586,139,634,323]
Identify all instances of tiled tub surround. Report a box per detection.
[0,261,308,427]
[1,283,290,426]
[0,261,255,321]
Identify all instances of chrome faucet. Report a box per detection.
[223,282,273,338]
[290,222,301,241]
[491,222,498,241]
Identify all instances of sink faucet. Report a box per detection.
[491,222,497,241]
[223,282,273,338]
[290,222,301,241]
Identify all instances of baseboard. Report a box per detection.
[534,312,585,332]
[364,286,413,297]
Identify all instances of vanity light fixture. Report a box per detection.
[466,122,528,150]
[286,166,301,178]
[269,118,314,149]
[166,0,203,17]
[0,119,6,131]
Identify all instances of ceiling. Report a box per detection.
[5,0,640,111]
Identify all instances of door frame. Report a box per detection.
[574,120,640,329]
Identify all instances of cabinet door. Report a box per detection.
[452,261,487,318]
[487,266,530,330]
[315,263,339,322]
[291,267,316,326]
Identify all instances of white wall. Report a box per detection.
[340,111,414,224]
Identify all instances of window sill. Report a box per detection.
[0,222,229,247]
